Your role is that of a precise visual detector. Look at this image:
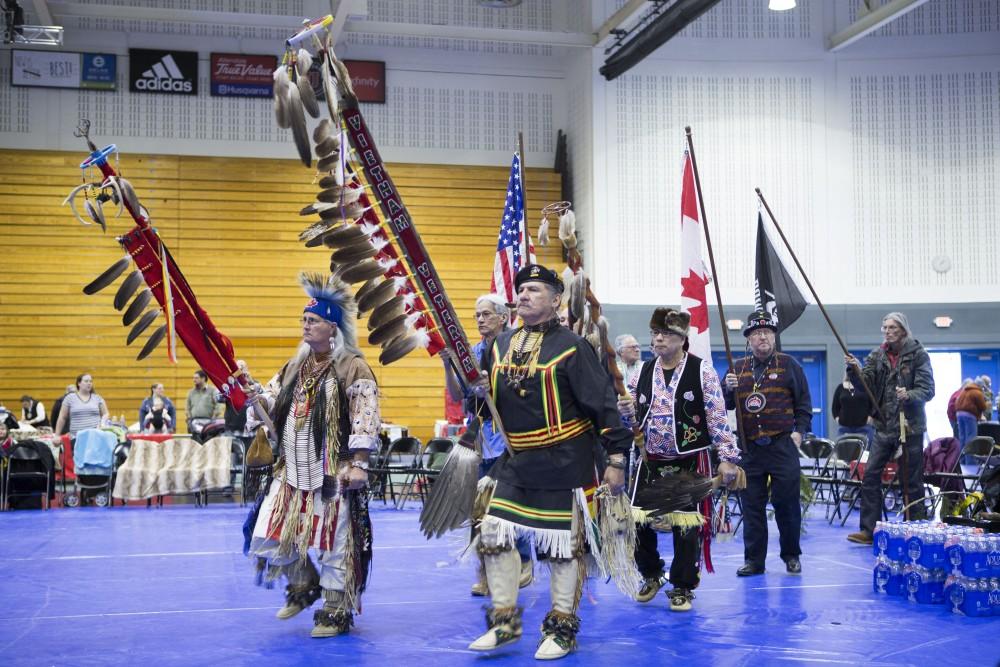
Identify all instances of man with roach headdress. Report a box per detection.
[617,307,742,612]
[466,263,634,661]
[243,272,380,639]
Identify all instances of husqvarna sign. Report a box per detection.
[129,48,198,95]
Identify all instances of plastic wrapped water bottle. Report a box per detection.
[906,527,923,564]
[873,555,891,594]
[945,574,964,614]
[887,561,906,597]
[946,532,965,575]
[926,568,946,604]
[887,524,906,562]
[967,577,993,617]
[873,521,887,557]
[905,564,922,604]
[988,536,1000,578]
[922,529,947,570]
[990,577,1000,617]
[970,537,992,578]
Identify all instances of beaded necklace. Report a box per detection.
[293,351,333,430]
[500,317,559,396]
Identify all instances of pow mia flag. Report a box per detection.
[754,212,806,346]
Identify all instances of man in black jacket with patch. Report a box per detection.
[724,310,812,576]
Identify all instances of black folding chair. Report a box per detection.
[799,436,833,514]
[820,436,866,525]
[368,436,421,507]
[3,442,54,510]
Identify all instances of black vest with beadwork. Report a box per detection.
[634,354,712,455]
[734,353,796,439]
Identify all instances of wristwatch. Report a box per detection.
[350,460,370,471]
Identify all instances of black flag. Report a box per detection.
[754,213,806,345]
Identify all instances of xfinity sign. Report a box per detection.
[129,49,198,95]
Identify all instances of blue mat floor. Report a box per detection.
[0,501,996,667]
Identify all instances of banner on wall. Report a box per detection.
[308,59,385,104]
[210,53,277,97]
[10,50,117,90]
[129,48,198,95]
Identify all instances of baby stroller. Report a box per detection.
[64,428,118,508]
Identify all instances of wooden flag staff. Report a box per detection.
[684,126,747,448]
[754,187,883,422]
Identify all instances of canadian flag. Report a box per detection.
[679,151,712,361]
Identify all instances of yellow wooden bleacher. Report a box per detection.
[0,149,562,440]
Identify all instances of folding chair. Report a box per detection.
[369,436,421,508]
[3,442,53,510]
[821,436,865,525]
[397,437,454,509]
[799,437,833,515]
[933,436,998,517]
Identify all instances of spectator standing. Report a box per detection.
[614,334,643,390]
[186,370,217,432]
[832,374,874,444]
[955,379,988,447]
[55,374,109,438]
[50,385,75,436]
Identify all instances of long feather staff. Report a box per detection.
[66,119,256,413]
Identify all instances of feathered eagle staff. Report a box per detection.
[273,17,507,539]
[64,119,264,418]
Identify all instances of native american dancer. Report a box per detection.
[244,273,379,639]
[617,308,742,612]
[466,264,634,661]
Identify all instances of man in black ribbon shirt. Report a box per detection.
[467,263,632,661]
[724,310,811,576]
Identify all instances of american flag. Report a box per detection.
[491,152,535,323]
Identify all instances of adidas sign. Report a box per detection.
[129,49,197,95]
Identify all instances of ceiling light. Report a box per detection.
[726,319,743,331]
[933,316,953,329]
[769,0,796,10]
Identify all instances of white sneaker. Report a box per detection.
[534,635,572,660]
[519,560,533,588]
[468,626,521,651]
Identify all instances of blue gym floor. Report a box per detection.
[0,502,996,667]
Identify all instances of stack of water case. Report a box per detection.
[871,520,1000,616]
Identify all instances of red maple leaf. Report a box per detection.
[680,269,710,332]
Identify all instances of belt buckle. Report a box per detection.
[753,436,772,446]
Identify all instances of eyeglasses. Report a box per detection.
[474,311,499,320]
[300,316,325,326]
[881,325,902,332]
[620,344,640,350]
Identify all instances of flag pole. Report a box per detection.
[518,131,528,224]
[754,187,883,420]
[684,126,747,447]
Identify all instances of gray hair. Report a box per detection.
[476,293,510,324]
[883,311,911,337]
[614,333,637,352]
